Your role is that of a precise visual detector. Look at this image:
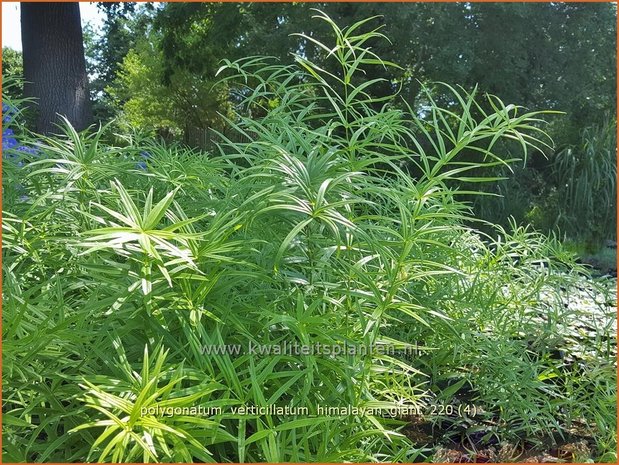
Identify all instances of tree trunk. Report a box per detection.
[21,2,92,134]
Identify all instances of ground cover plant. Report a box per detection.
[2,12,616,463]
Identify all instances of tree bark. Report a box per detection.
[21,2,92,134]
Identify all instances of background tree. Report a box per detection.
[86,2,148,122]
[104,3,235,144]
[21,2,93,133]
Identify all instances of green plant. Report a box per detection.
[71,343,235,462]
[3,11,615,463]
[552,117,617,245]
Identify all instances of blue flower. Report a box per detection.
[2,126,39,162]
[17,145,39,156]
[136,152,151,169]
[2,128,18,150]
[2,102,16,123]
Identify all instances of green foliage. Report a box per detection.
[107,44,183,136]
[1,47,24,98]
[475,116,618,248]
[3,12,616,463]
[97,2,616,246]
[108,22,233,141]
[551,118,617,244]
[84,3,147,123]
[144,2,616,130]
[72,344,233,462]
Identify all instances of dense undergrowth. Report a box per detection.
[2,13,616,463]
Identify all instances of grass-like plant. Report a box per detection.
[2,12,616,463]
[552,117,617,245]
